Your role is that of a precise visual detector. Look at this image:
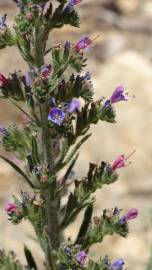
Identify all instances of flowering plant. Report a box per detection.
[0,1,138,270]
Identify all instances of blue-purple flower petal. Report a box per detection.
[48,108,65,126]
[68,98,80,113]
[110,85,128,104]
[111,259,125,270]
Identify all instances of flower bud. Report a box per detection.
[126,208,138,220]
[26,12,33,20]
[4,203,17,213]
[0,73,7,87]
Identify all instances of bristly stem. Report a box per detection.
[34,24,60,270]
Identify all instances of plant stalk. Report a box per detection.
[34,24,60,269]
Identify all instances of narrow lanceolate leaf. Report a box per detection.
[62,133,91,167]
[62,152,79,184]
[60,189,95,229]
[24,245,37,270]
[31,136,40,164]
[75,204,93,245]
[0,155,34,188]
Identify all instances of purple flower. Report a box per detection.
[0,14,7,29]
[126,208,138,220]
[0,125,6,134]
[104,85,128,108]
[41,64,52,79]
[48,108,65,126]
[64,246,72,257]
[4,203,17,213]
[76,251,87,265]
[120,208,138,224]
[119,215,127,225]
[84,71,91,81]
[67,0,81,12]
[111,259,125,270]
[110,85,128,105]
[75,36,93,51]
[68,98,81,113]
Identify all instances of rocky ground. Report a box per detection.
[1,1,152,269]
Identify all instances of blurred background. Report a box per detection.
[1,0,152,269]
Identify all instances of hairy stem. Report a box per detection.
[34,25,60,269]
[40,102,60,269]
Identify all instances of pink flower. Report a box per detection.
[75,36,93,51]
[126,208,138,220]
[112,150,135,171]
[26,12,33,20]
[0,73,7,87]
[4,203,17,213]
[41,64,52,79]
[120,208,138,224]
[67,0,81,12]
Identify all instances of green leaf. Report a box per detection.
[32,136,40,164]
[62,133,91,167]
[24,245,37,270]
[75,204,93,245]
[0,29,15,49]
[1,72,25,101]
[62,152,79,184]
[0,155,34,188]
[60,193,94,229]
[81,209,129,250]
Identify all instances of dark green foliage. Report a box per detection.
[62,152,79,184]
[48,3,80,29]
[0,29,15,49]
[81,209,129,250]
[51,44,86,80]
[56,74,93,102]
[24,245,38,270]
[0,125,32,158]
[60,162,118,229]
[32,136,40,164]
[75,204,93,245]
[0,72,25,101]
